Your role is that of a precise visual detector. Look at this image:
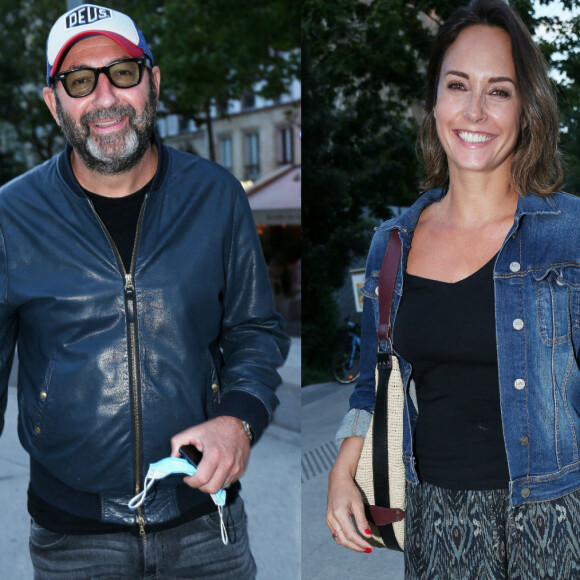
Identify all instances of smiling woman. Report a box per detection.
[326,0,580,578]
[433,26,521,179]
[420,0,562,197]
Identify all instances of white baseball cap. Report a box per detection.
[46,4,153,85]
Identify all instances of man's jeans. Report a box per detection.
[29,495,257,579]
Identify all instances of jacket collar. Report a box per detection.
[378,186,562,235]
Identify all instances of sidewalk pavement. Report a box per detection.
[302,381,405,579]
[0,337,301,580]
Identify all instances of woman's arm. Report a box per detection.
[326,229,394,553]
[326,436,374,552]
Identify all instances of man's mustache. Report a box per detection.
[81,106,136,128]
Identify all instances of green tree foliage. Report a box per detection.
[0,1,65,163]
[138,0,300,160]
[538,1,580,194]
[302,0,460,382]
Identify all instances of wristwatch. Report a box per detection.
[241,420,254,442]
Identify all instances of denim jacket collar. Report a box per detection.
[377,186,562,236]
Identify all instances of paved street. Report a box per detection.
[0,338,300,580]
[301,381,405,579]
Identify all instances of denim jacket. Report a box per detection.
[337,187,580,507]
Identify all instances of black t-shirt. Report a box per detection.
[85,183,149,272]
[393,255,510,490]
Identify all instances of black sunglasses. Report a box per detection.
[50,57,151,98]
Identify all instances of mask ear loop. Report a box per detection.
[128,475,156,510]
[217,504,229,545]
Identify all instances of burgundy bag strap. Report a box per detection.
[370,231,404,551]
[378,232,402,342]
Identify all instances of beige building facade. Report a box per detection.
[157,81,301,189]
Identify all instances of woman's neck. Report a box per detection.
[442,169,518,228]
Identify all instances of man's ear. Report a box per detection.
[43,87,60,126]
[151,66,161,105]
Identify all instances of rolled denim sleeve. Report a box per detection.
[347,292,378,413]
[335,408,372,445]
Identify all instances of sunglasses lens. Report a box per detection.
[64,69,97,97]
[61,60,143,97]
[108,60,141,88]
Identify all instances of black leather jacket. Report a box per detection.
[0,138,289,527]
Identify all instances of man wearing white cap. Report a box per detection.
[0,4,288,578]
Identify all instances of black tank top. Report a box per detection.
[393,255,509,490]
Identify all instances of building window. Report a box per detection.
[218,135,233,171]
[242,91,256,110]
[278,127,293,165]
[244,132,260,181]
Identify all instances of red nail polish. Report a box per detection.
[365,547,372,553]
[364,528,372,535]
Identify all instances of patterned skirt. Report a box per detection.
[404,481,580,579]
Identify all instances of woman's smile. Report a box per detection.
[456,130,494,144]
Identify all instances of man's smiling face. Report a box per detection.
[44,35,160,175]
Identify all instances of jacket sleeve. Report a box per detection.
[335,291,376,442]
[211,185,290,441]
[0,224,18,437]
[335,228,391,442]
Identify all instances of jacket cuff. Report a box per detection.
[335,408,372,445]
[212,390,269,443]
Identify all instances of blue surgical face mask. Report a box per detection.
[128,457,228,544]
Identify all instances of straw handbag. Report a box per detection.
[354,233,405,551]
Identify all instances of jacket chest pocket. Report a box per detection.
[534,265,580,345]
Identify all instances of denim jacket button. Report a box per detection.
[514,378,526,390]
[375,287,379,295]
[512,318,524,330]
[521,487,531,498]
[510,262,521,273]
[520,435,529,446]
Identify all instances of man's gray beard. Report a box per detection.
[54,81,158,176]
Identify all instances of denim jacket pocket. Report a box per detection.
[534,264,580,345]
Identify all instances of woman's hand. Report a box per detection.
[326,436,374,553]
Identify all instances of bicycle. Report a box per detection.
[331,320,361,384]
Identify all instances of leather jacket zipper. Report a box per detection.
[87,197,148,537]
